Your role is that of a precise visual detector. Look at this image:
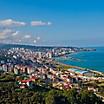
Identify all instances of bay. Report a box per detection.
[56,47,104,72]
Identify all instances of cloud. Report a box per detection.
[33,40,37,43]
[24,35,31,39]
[0,29,20,40]
[31,21,52,26]
[0,19,26,27]
[0,29,13,39]
[0,18,43,44]
[12,31,19,36]
[36,36,40,40]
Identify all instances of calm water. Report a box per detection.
[56,47,104,72]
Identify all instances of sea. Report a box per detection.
[56,47,104,72]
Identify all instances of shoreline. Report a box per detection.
[54,48,104,75]
[54,59,104,76]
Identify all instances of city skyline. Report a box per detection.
[0,0,104,46]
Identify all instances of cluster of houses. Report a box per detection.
[0,47,103,91]
[0,59,102,91]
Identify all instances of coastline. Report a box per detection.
[54,47,104,75]
[56,60,104,75]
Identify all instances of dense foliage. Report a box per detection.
[0,81,103,104]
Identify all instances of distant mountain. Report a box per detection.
[0,43,77,49]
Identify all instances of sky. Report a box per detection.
[0,0,104,47]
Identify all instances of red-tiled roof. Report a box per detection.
[21,79,32,83]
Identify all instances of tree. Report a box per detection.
[45,89,68,104]
[64,88,79,104]
[79,90,102,104]
[45,90,55,104]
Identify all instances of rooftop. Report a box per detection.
[68,68,89,74]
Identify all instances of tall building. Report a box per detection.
[2,65,8,72]
[37,52,42,59]
[46,52,52,58]
[14,68,19,75]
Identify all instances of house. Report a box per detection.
[63,82,72,89]
[18,79,33,89]
[88,86,98,92]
